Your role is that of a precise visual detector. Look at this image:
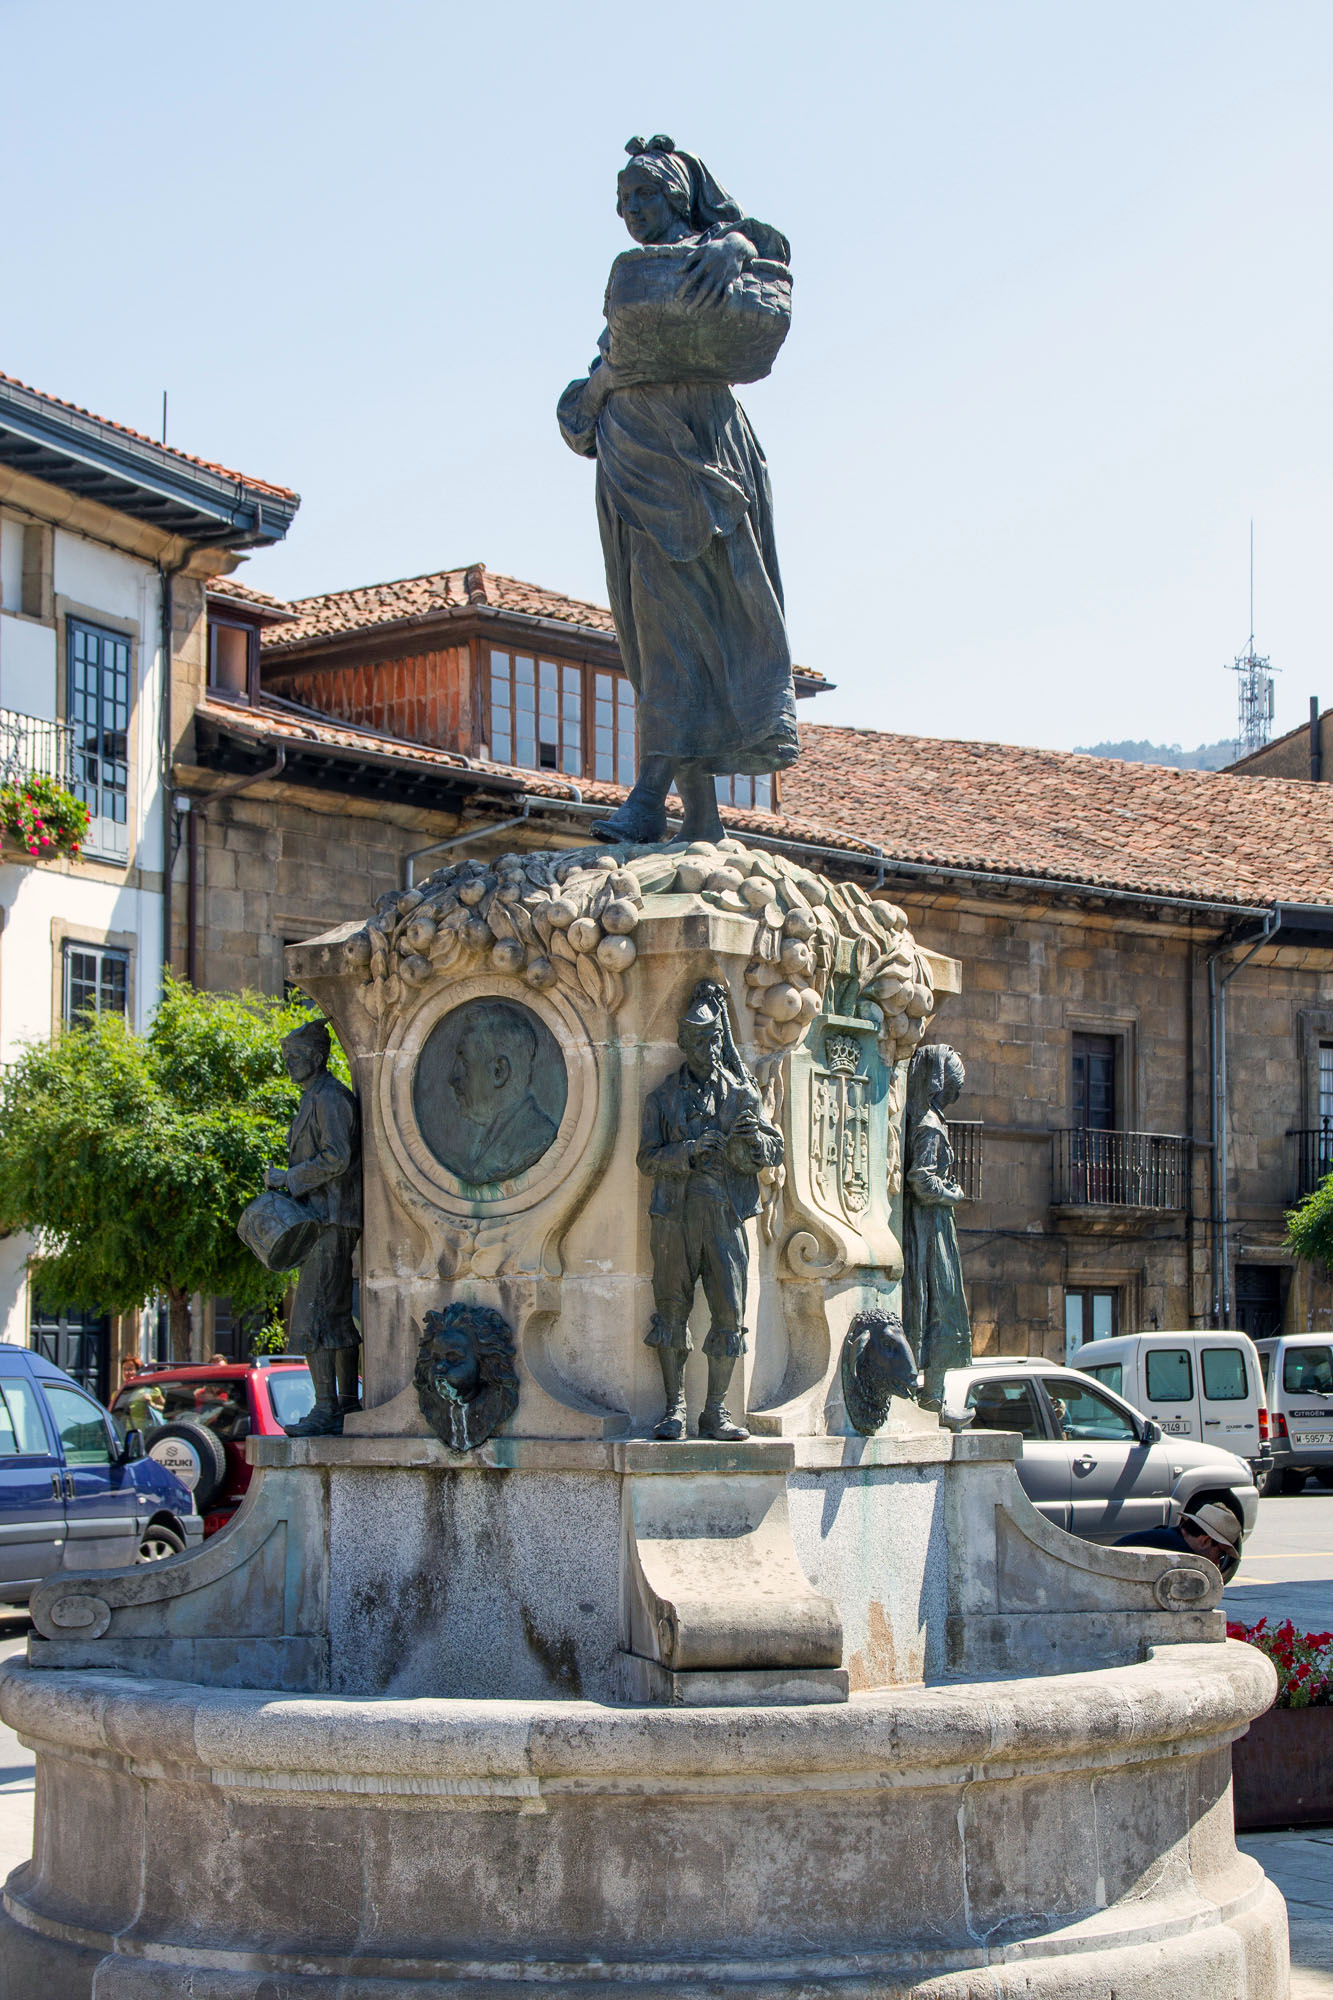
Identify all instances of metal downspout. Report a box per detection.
[157,555,191,983]
[1208,907,1282,1325]
[403,802,533,889]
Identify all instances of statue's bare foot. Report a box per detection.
[697,1403,749,1442]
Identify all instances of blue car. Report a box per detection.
[0,1344,201,1604]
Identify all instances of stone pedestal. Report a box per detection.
[28,1428,1224,1701]
[285,842,959,1443]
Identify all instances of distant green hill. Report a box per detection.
[1073,738,1236,772]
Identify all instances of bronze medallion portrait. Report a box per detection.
[413,999,568,1186]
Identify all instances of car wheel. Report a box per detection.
[1259,1465,1289,1497]
[1279,1469,1308,1495]
[136,1522,186,1564]
[146,1421,228,1510]
[1315,1471,1333,1491]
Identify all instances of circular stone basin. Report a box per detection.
[0,1642,1287,1998]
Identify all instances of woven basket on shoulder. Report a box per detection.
[606,245,792,387]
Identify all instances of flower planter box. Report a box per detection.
[1233,1702,1333,1829]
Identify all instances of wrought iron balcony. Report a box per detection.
[1287,1124,1333,1203]
[0,707,76,790]
[946,1121,983,1202]
[1051,1129,1189,1211]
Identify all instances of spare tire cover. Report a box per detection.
[146,1421,227,1510]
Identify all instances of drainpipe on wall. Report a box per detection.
[157,554,191,985]
[185,749,287,986]
[1207,907,1282,1326]
[403,802,533,889]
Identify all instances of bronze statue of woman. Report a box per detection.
[903,1044,972,1409]
[558,136,797,844]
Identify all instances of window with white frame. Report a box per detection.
[67,617,130,860]
[715,773,773,810]
[489,651,582,776]
[592,669,636,785]
[62,943,129,1027]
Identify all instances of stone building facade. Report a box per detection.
[0,373,297,1386]
[179,564,1333,1362]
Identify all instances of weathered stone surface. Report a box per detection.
[26,1429,1232,1698]
[287,844,952,1443]
[0,1642,1286,1996]
[621,1469,842,1676]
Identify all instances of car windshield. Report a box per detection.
[266,1370,315,1428]
[1283,1346,1333,1396]
[965,1379,1046,1440]
[112,1376,250,1441]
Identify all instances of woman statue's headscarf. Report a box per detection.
[907,1044,966,1122]
[617,134,745,234]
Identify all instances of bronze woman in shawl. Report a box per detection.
[903,1044,972,1409]
[558,137,797,844]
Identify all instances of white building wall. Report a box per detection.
[0,524,168,1343]
[0,614,58,720]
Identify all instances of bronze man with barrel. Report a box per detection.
[238,1018,362,1436]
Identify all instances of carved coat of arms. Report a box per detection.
[811,1034,871,1226]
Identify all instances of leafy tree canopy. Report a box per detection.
[0,977,342,1347]
[1287,1179,1333,1269]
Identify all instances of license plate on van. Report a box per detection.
[1160,1419,1191,1435]
[1297,1431,1333,1444]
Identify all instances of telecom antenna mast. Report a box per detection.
[1226,523,1278,758]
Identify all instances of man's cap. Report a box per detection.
[1182,1502,1242,1550]
[680,979,726,1031]
[282,1017,330,1056]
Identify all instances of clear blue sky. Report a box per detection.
[6,0,1330,753]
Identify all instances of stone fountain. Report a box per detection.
[0,130,1288,1999]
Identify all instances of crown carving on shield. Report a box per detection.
[825,1035,860,1075]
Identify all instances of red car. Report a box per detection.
[109,1358,314,1538]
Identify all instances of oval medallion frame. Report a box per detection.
[380,973,602,1219]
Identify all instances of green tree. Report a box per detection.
[0,977,337,1362]
[1287,1179,1333,1272]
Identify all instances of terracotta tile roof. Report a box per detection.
[0,370,297,501]
[258,561,830,684]
[191,697,846,841]
[783,725,1333,908]
[196,700,1333,912]
[260,563,614,651]
[206,576,298,620]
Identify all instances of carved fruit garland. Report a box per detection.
[342,847,681,1037]
[341,838,934,1076]
[658,840,934,1069]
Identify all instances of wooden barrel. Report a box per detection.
[237,1190,320,1272]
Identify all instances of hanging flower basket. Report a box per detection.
[1228,1618,1333,1829]
[0,776,90,862]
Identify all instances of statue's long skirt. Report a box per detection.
[594,382,797,776]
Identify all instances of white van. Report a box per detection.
[1071,1331,1269,1479]
[1251,1334,1333,1494]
